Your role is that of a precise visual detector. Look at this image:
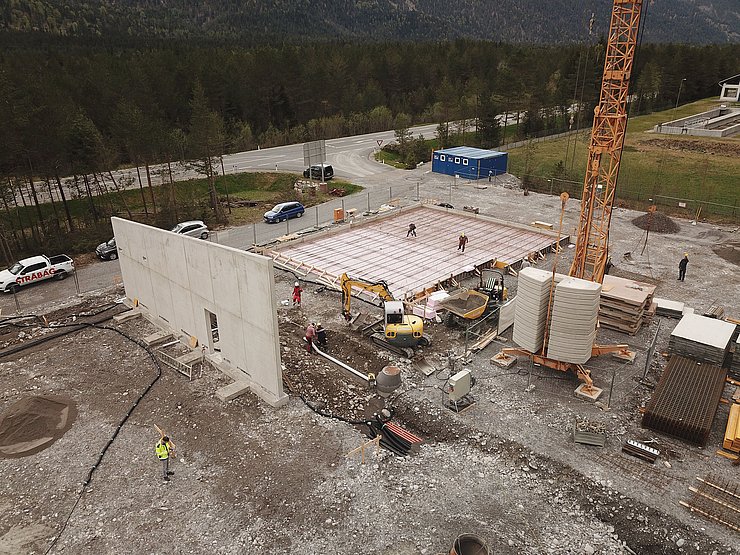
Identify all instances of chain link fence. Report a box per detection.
[517,174,740,223]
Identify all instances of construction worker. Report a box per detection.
[155,436,174,482]
[458,232,468,253]
[292,281,303,307]
[304,322,316,353]
[316,323,327,348]
[678,253,689,281]
[406,223,417,237]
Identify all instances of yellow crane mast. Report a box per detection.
[570,0,644,283]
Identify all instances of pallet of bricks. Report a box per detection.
[598,276,656,335]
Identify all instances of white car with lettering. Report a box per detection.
[0,254,75,293]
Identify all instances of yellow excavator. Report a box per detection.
[340,273,431,358]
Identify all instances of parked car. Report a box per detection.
[264,201,306,223]
[171,220,209,239]
[96,238,118,260]
[302,163,334,180]
[0,254,75,293]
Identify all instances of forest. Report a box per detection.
[0,34,738,259]
[3,0,738,44]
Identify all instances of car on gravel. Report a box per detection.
[95,237,118,260]
[0,254,75,293]
[263,201,306,223]
[171,220,209,239]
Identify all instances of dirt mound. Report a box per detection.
[0,395,77,458]
[713,241,740,267]
[631,212,680,234]
[640,138,740,157]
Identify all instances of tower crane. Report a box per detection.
[502,0,642,393]
[570,0,644,283]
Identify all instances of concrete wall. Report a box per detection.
[111,217,287,407]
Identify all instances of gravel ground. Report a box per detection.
[1,171,739,554]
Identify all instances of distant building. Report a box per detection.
[718,74,740,102]
[431,146,508,180]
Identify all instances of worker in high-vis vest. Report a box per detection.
[155,436,174,481]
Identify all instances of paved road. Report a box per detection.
[28,123,441,205]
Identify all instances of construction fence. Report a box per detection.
[518,174,740,223]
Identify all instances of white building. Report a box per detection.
[718,74,740,102]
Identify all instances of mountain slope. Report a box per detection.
[1,0,738,44]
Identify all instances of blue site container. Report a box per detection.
[431,146,508,180]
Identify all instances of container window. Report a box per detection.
[440,154,446,161]
[454,157,460,164]
[462,158,469,166]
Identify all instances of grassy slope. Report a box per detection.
[507,99,740,210]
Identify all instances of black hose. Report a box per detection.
[0,304,123,358]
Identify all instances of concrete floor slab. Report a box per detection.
[268,205,564,299]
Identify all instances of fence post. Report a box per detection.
[389,186,393,201]
[367,192,370,212]
[316,206,319,227]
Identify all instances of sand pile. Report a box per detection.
[632,211,680,234]
[0,396,77,458]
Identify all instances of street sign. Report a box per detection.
[303,140,326,167]
[376,139,384,148]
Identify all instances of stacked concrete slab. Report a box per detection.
[599,276,656,335]
[654,298,685,319]
[730,333,740,380]
[546,277,602,364]
[512,267,554,353]
[668,313,735,366]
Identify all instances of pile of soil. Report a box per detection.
[713,241,740,267]
[640,138,740,157]
[0,395,77,458]
[631,211,680,234]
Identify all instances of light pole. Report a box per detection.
[673,78,687,120]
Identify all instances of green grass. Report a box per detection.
[375,124,519,167]
[374,149,407,168]
[507,99,740,217]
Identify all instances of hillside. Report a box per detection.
[2,0,738,44]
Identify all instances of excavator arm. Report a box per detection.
[340,272,394,320]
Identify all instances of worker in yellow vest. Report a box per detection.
[155,436,175,482]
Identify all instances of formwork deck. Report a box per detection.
[268,205,564,299]
[642,355,727,446]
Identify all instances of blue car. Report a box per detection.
[264,201,305,223]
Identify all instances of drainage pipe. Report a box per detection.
[311,343,372,383]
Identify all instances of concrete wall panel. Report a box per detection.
[183,239,215,305]
[111,217,286,407]
[211,250,241,317]
[170,282,196,337]
[149,270,175,324]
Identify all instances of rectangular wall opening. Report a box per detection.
[205,309,220,352]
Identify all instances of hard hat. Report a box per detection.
[295,281,299,287]
[461,232,465,236]
[684,253,688,257]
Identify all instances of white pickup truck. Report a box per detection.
[0,254,75,293]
